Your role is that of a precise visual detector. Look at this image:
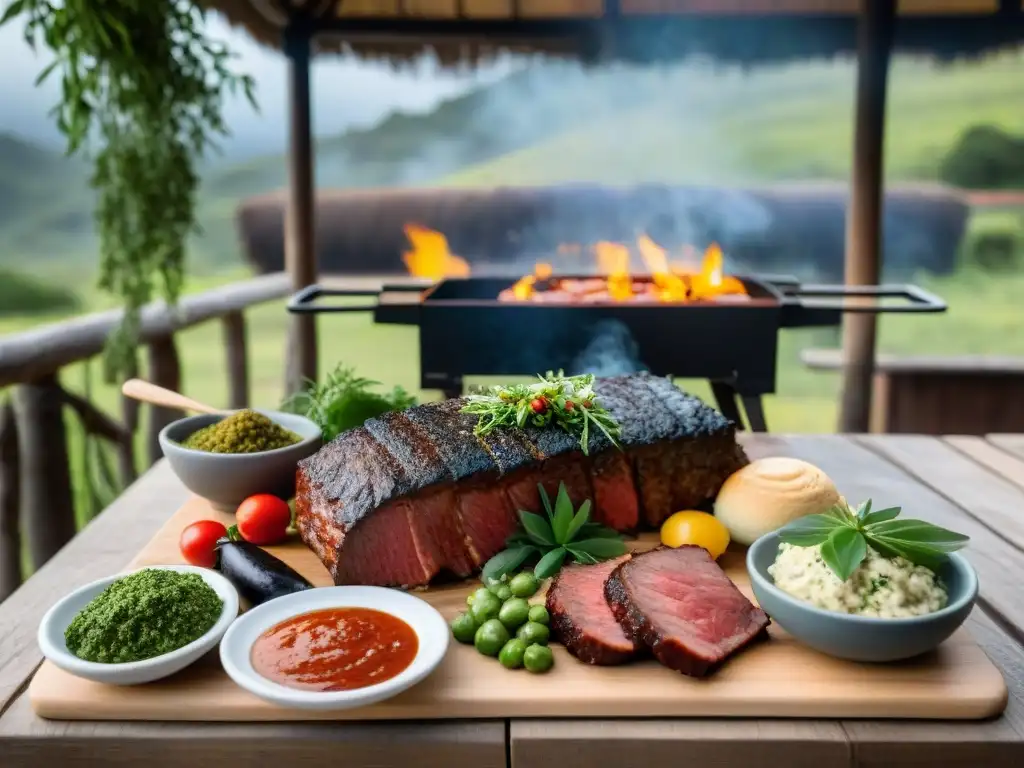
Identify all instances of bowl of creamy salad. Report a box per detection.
[747,532,978,662]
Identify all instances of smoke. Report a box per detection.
[570,320,648,378]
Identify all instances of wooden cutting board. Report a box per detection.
[29,495,1008,722]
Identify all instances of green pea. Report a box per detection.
[509,572,540,598]
[498,638,528,669]
[498,597,530,631]
[524,643,554,674]
[492,584,513,602]
[468,587,492,609]
[470,591,502,624]
[516,621,551,646]
[528,605,550,625]
[450,613,478,644]
[474,619,510,657]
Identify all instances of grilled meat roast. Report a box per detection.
[546,555,641,666]
[605,546,770,677]
[295,373,748,588]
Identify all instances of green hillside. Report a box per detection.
[1,52,1022,273]
[441,54,1024,187]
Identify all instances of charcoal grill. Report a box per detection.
[287,275,945,432]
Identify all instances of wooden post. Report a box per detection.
[12,376,76,572]
[284,19,319,396]
[222,311,250,409]
[0,401,21,601]
[838,0,896,434]
[119,358,140,487]
[147,335,183,466]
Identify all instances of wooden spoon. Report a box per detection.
[121,379,227,415]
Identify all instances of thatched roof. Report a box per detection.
[206,0,1024,66]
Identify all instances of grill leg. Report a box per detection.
[710,381,745,430]
[740,396,768,433]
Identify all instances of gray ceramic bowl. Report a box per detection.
[158,410,323,510]
[747,531,978,663]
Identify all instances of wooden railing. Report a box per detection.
[0,273,292,602]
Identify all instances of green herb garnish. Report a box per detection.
[460,371,620,455]
[778,499,969,582]
[281,363,417,442]
[483,482,627,582]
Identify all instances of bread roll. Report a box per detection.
[713,457,841,545]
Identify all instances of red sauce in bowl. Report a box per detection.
[250,607,418,692]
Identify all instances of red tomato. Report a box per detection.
[235,494,292,546]
[179,520,228,567]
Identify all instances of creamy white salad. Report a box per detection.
[768,542,948,618]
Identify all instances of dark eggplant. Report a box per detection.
[215,538,313,607]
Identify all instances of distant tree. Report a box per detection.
[939,125,1024,191]
[0,0,255,380]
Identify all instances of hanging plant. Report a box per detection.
[0,0,256,381]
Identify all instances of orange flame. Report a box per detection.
[402,223,470,279]
[400,223,749,304]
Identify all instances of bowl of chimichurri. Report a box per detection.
[159,409,322,510]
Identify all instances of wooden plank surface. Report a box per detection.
[28,493,1004,722]
[4,436,1024,766]
[945,435,1024,493]
[513,434,1024,767]
[988,434,1024,463]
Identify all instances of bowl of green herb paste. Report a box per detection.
[38,565,239,685]
[159,409,322,510]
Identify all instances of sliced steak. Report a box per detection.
[589,451,639,531]
[605,546,769,677]
[547,556,639,665]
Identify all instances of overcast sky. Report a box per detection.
[0,12,515,158]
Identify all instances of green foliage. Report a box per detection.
[960,210,1024,272]
[940,125,1024,190]
[0,268,81,315]
[281,363,418,442]
[0,0,255,380]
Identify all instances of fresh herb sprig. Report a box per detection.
[281,363,416,441]
[778,499,969,581]
[460,371,620,455]
[483,482,627,582]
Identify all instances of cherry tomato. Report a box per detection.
[235,494,292,546]
[179,520,228,567]
[530,397,547,414]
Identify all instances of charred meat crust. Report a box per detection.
[605,546,770,678]
[295,374,749,587]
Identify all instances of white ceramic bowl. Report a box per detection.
[220,586,450,711]
[38,565,239,685]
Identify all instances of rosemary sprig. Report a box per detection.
[460,371,621,455]
[778,499,969,581]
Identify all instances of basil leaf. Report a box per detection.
[865,519,969,552]
[551,482,575,544]
[482,545,537,583]
[567,537,627,560]
[518,510,556,547]
[860,506,901,527]
[564,546,600,565]
[864,535,949,571]
[505,530,532,547]
[575,522,622,539]
[534,547,568,580]
[820,528,867,582]
[537,484,554,524]
[855,499,873,520]
[564,499,592,543]
[778,514,840,546]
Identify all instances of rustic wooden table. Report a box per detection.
[2,434,1023,767]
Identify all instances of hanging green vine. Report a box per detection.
[0,0,256,381]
